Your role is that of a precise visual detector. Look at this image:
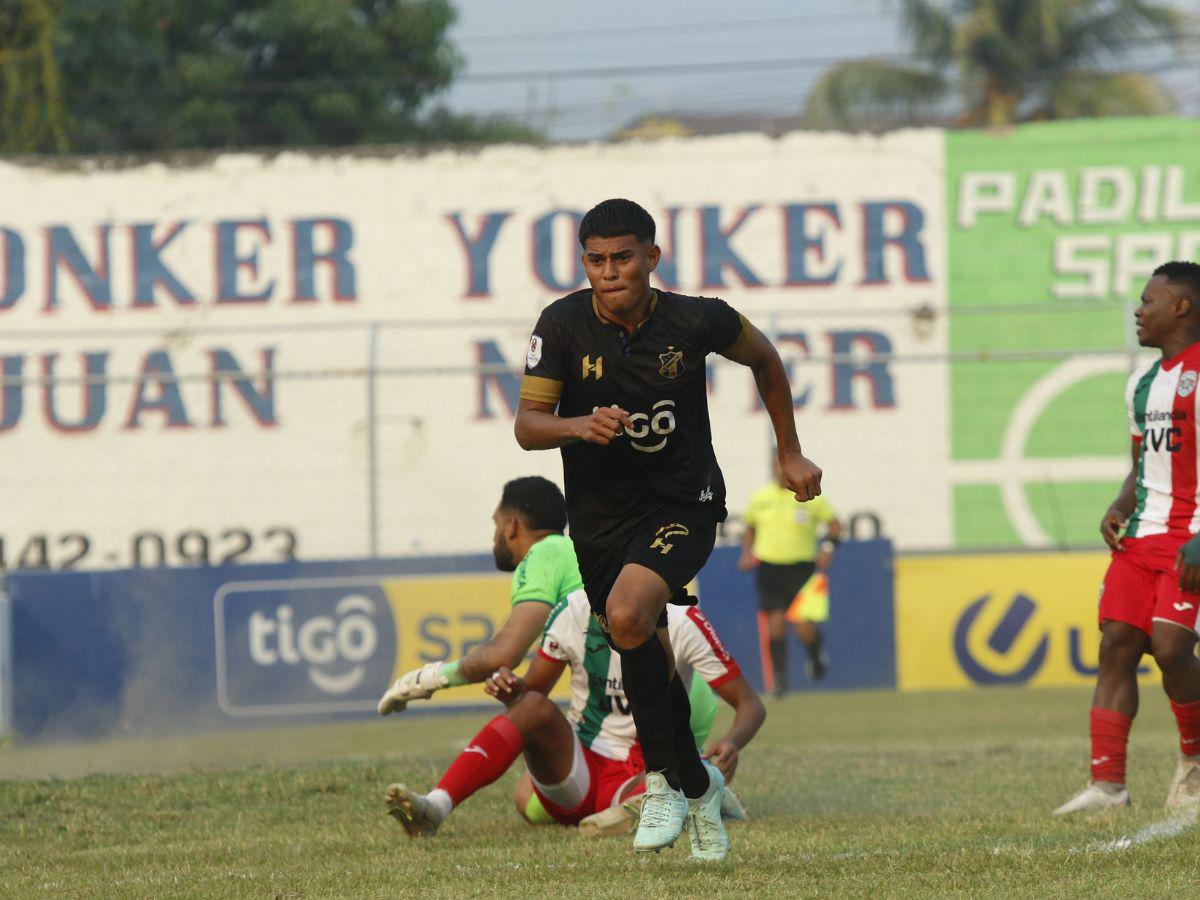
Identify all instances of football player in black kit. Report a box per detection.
[515,198,821,861]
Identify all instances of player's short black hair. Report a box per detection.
[578,198,656,247]
[498,476,567,532]
[1154,260,1200,302]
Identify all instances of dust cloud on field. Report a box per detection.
[0,701,481,782]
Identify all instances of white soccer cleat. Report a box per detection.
[384,783,443,837]
[632,772,688,852]
[1051,780,1130,816]
[686,763,730,861]
[720,784,750,822]
[1165,757,1200,811]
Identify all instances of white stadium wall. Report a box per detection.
[0,131,948,567]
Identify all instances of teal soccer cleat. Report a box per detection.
[686,763,730,861]
[632,772,687,852]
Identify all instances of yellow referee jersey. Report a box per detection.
[743,483,837,564]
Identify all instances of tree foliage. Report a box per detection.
[4,0,539,154]
[0,0,67,153]
[805,0,1188,130]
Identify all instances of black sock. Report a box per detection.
[615,635,678,788]
[769,637,788,688]
[669,673,711,798]
[807,629,824,660]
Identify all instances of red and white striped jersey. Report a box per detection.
[1125,342,1200,540]
[538,593,742,762]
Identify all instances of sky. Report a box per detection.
[442,1,910,140]
[440,0,1200,142]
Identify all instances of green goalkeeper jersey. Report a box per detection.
[509,534,584,607]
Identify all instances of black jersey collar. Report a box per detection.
[591,289,658,336]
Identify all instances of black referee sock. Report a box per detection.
[770,637,788,690]
[614,634,678,789]
[669,672,711,799]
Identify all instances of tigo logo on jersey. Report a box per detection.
[591,399,677,452]
[215,578,397,716]
[627,399,676,452]
[1179,371,1198,397]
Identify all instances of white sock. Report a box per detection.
[426,788,453,822]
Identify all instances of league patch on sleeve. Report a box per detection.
[527,334,543,368]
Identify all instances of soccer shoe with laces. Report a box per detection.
[686,763,730,861]
[1051,780,1129,816]
[1165,757,1200,811]
[632,772,688,852]
[384,784,443,837]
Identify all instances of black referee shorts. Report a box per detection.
[576,502,718,634]
[755,561,817,612]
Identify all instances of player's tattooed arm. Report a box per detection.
[457,602,552,683]
[1101,443,1141,552]
[514,398,633,449]
[721,317,822,501]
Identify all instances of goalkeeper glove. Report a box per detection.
[376,661,452,715]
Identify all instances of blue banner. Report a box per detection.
[2,540,894,741]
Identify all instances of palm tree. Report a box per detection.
[805,0,1189,130]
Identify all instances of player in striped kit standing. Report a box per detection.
[1054,261,1200,816]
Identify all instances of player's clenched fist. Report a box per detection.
[484,666,527,707]
[779,449,822,502]
[574,405,632,445]
[1100,506,1127,552]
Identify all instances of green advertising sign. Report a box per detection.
[947,117,1200,548]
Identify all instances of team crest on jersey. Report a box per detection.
[658,346,685,379]
[527,335,543,368]
[1179,371,1198,397]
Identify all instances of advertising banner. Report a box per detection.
[2,542,894,740]
[945,118,1200,549]
[214,573,519,716]
[0,132,947,566]
[895,551,1159,690]
[5,555,523,739]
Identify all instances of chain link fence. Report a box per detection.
[0,297,1144,572]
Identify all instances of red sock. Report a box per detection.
[1170,698,1200,758]
[435,715,524,806]
[1090,707,1132,784]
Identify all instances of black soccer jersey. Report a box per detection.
[520,289,744,547]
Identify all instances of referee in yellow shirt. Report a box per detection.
[738,460,842,696]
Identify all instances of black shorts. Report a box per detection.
[575,502,718,633]
[755,561,816,612]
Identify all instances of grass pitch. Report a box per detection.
[2,686,1198,898]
